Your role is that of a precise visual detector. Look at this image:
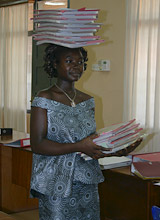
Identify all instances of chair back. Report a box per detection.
[152,206,160,220]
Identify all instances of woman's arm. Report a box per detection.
[30,106,78,155]
[30,106,109,157]
[30,105,142,158]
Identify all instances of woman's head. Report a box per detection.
[43,44,88,78]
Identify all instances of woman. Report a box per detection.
[30,44,142,220]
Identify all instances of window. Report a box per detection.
[27,3,33,110]
[124,0,160,152]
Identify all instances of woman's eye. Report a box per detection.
[78,61,84,65]
[66,60,72,64]
[65,60,84,65]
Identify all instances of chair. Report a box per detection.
[152,206,160,220]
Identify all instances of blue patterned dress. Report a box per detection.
[30,97,104,220]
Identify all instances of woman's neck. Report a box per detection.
[55,81,75,93]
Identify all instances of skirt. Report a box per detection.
[37,181,100,220]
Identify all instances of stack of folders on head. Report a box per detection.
[32,7,104,48]
[81,119,146,161]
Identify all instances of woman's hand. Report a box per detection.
[79,134,112,159]
[79,136,143,159]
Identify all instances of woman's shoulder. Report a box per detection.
[34,87,94,106]
[31,87,56,109]
[37,87,53,99]
[76,90,93,102]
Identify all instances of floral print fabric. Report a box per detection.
[30,97,104,198]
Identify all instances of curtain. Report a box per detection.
[0,3,28,132]
[124,0,160,153]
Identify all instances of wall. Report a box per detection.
[70,0,126,129]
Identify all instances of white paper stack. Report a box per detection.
[98,156,132,170]
[80,119,146,160]
[32,7,104,48]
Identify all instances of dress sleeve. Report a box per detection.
[31,97,51,110]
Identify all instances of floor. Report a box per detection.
[10,209,39,220]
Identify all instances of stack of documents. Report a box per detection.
[81,119,145,160]
[94,119,144,153]
[131,152,160,180]
[2,138,30,148]
[132,152,160,162]
[131,161,160,180]
[32,7,104,48]
[99,156,132,170]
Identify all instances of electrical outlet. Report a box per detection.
[98,60,110,71]
[92,60,110,71]
[92,64,100,71]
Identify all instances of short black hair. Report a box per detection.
[43,44,88,78]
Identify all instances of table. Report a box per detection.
[99,167,160,220]
[1,131,160,218]
[0,131,38,213]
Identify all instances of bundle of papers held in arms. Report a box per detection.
[81,119,146,161]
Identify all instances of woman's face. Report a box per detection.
[54,48,85,82]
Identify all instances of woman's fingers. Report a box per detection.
[91,147,112,159]
[96,145,112,152]
[90,133,99,140]
[92,152,108,159]
[91,138,143,159]
[101,147,112,152]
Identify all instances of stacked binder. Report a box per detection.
[131,152,160,180]
[81,119,145,160]
[32,7,104,48]
[94,119,143,151]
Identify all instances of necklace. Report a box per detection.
[55,84,77,107]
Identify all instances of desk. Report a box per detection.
[99,167,160,220]
[1,132,160,218]
[0,131,38,213]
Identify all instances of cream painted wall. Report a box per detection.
[70,0,126,129]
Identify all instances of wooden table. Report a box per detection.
[99,166,160,220]
[0,131,38,213]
